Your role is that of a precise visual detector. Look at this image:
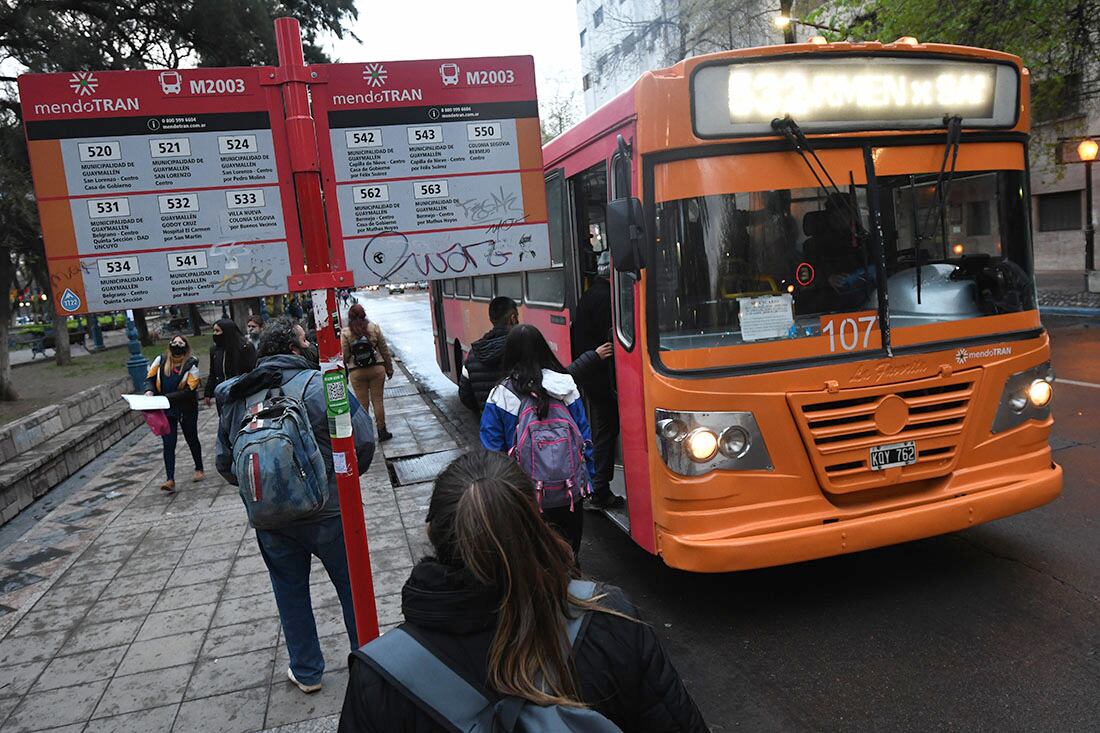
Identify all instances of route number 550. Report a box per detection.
[821,313,878,352]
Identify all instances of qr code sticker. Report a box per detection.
[326,380,345,403]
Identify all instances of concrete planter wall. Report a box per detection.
[0,376,144,526]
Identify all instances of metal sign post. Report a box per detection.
[273,17,380,644]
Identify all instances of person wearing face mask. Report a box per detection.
[204,319,257,410]
[246,315,264,349]
[145,335,204,493]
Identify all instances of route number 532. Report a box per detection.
[821,313,878,352]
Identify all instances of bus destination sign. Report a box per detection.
[18,68,303,315]
[312,56,551,285]
[693,56,1020,138]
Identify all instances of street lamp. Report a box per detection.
[1079,137,1097,286]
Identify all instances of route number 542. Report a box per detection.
[821,313,878,352]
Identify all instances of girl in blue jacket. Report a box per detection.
[480,324,595,557]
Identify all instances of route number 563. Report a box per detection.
[821,313,878,352]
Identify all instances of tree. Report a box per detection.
[811,0,1100,115]
[540,73,583,143]
[0,0,358,399]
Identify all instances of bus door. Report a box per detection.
[429,280,450,377]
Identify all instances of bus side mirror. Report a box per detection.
[607,197,646,275]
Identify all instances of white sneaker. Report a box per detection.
[287,667,322,694]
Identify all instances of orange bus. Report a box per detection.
[429,39,1062,572]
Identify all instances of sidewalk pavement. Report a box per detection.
[0,365,455,733]
[1035,270,1100,312]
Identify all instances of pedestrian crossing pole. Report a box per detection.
[273,17,381,644]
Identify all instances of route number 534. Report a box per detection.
[821,313,878,352]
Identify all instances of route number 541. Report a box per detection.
[821,312,878,352]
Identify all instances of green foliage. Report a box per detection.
[811,0,1099,115]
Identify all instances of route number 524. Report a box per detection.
[821,313,878,352]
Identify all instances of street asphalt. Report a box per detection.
[361,291,1100,733]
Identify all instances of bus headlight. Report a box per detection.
[1027,379,1052,408]
[685,428,719,462]
[719,426,750,458]
[655,409,772,476]
[992,362,1054,434]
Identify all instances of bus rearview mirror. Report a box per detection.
[607,197,646,274]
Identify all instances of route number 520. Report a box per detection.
[821,313,878,352]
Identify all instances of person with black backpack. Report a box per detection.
[341,303,395,442]
[479,324,595,558]
[338,450,709,732]
[214,316,376,695]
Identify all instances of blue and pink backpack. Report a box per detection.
[506,380,592,511]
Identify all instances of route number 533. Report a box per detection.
[821,312,878,352]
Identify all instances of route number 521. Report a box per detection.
[821,313,878,352]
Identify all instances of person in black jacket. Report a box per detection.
[338,450,709,732]
[204,318,257,409]
[572,251,623,509]
[458,296,518,413]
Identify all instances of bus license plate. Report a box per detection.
[869,441,917,471]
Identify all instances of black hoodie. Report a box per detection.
[338,559,710,732]
[458,326,510,413]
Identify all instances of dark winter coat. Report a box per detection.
[204,340,257,399]
[145,354,200,416]
[458,326,510,413]
[571,277,613,391]
[338,559,710,733]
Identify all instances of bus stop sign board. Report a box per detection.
[18,68,303,315]
[311,56,551,284]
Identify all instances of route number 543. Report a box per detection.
[821,313,878,352]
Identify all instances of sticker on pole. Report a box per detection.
[312,56,551,284]
[17,68,304,315]
[323,370,352,439]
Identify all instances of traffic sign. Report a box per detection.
[311,56,551,284]
[18,68,304,315]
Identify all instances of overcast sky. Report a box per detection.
[321,0,583,106]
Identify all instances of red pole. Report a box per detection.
[274,16,380,644]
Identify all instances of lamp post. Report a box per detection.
[777,0,795,44]
[123,308,150,392]
[1078,137,1098,291]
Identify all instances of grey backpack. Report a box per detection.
[231,371,328,529]
[357,579,623,732]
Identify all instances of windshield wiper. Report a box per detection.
[914,115,964,304]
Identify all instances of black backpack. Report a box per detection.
[351,334,379,368]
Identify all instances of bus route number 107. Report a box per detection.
[821,313,879,352]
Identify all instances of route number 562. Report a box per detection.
[821,313,878,352]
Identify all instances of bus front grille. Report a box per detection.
[787,371,979,494]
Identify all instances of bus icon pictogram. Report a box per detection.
[159,71,182,94]
[439,63,459,86]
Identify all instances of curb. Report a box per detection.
[1039,306,1100,318]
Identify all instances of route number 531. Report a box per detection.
[821,312,878,352]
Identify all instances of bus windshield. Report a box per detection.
[653,163,1033,360]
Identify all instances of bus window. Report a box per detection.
[546,172,566,267]
[572,163,608,285]
[525,269,565,306]
[472,275,493,300]
[654,186,875,352]
[876,169,1034,327]
[495,272,523,301]
[455,277,471,297]
[442,278,454,296]
[611,152,634,347]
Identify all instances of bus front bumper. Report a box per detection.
[657,464,1063,573]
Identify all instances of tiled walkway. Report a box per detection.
[0,368,453,732]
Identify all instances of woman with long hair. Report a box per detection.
[340,303,395,441]
[204,318,257,409]
[480,324,595,556]
[338,450,708,731]
[144,334,204,493]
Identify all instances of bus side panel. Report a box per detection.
[441,298,487,384]
[620,274,655,553]
[521,307,571,361]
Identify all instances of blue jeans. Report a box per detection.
[256,514,358,685]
